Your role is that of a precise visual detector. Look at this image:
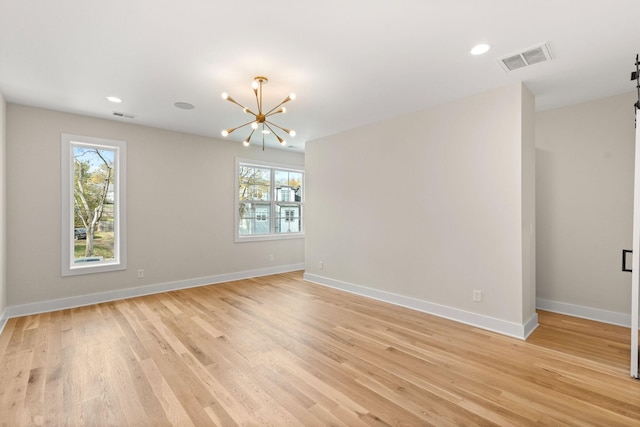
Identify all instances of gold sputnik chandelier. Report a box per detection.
[221,76,296,150]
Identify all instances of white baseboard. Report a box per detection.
[3,264,305,322]
[303,273,538,340]
[536,298,633,327]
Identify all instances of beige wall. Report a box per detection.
[6,104,304,307]
[5,87,635,328]
[0,93,6,318]
[536,91,636,318]
[305,83,536,331]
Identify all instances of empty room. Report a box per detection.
[1,1,640,425]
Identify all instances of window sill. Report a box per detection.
[235,233,305,243]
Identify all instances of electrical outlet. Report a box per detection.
[137,269,144,278]
[319,261,324,270]
[473,290,482,302]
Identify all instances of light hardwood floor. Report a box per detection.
[1,271,639,426]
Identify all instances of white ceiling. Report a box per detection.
[1,0,638,152]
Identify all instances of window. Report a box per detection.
[236,158,304,241]
[61,134,127,275]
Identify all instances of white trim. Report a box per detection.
[536,298,634,328]
[523,313,539,339]
[61,134,127,276]
[236,157,305,173]
[0,308,7,336]
[235,157,304,243]
[631,121,640,378]
[4,264,304,319]
[304,273,538,340]
[236,233,305,243]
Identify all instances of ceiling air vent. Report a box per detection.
[112,111,135,119]
[497,42,552,72]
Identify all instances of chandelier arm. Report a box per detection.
[253,87,261,114]
[265,120,294,135]
[225,96,249,111]
[254,79,266,115]
[263,122,278,135]
[264,97,292,116]
[244,128,256,146]
[224,119,258,135]
[264,108,284,118]
[263,123,286,145]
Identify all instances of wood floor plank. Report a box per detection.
[138,357,196,427]
[0,348,33,425]
[2,271,640,426]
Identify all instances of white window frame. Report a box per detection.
[235,158,304,242]
[61,134,127,276]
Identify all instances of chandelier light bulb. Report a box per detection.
[289,130,296,137]
[289,93,296,100]
[252,81,259,89]
[243,139,250,147]
[221,130,229,137]
[251,122,259,129]
[281,107,286,113]
[221,92,229,100]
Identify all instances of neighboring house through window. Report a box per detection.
[236,158,304,241]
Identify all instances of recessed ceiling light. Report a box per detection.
[470,44,491,55]
[174,102,195,110]
[106,96,122,103]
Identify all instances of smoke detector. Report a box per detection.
[497,42,552,72]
